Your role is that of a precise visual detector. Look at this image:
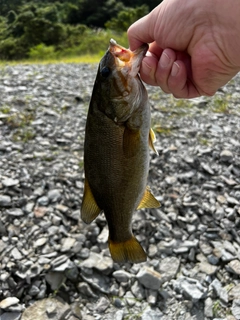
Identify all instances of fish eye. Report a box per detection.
[101,66,111,78]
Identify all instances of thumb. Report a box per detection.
[127,14,155,51]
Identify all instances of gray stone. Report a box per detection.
[34,237,48,247]
[204,297,213,318]
[231,299,240,319]
[37,196,49,206]
[6,208,23,217]
[29,285,40,296]
[220,149,233,162]
[45,271,65,290]
[136,267,162,290]
[2,178,19,187]
[226,259,240,275]
[158,256,180,281]
[0,312,21,320]
[114,310,124,320]
[10,248,22,260]
[229,284,240,300]
[198,260,218,275]
[131,280,145,300]
[95,297,110,313]
[141,306,163,320]
[77,282,98,298]
[112,270,133,283]
[174,277,207,303]
[47,189,62,202]
[0,297,19,309]
[60,237,76,252]
[79,252,113,275]
[81,269,111,294]
[21,297,71,320]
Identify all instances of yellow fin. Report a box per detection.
[149,128,158,155]
[109,236,147,263]
[137,186,160,209]
[81,178,101,224]
[123,128,140,158]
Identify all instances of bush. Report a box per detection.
[105,5,149,32]
[0,37,26,60]
[28,43,56,60]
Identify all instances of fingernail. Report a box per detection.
[171,62,180,76]
[160,52,170,68]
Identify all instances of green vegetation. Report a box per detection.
[210,95,230,114]
[0,0,162,62]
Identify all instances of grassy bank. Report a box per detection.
[0,54,102,66]
[0,30,129,66]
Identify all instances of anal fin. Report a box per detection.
[81,178,101,224]
[108,236,147,263]
[137,186,160,209]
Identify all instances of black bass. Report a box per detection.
[81,39,160,263]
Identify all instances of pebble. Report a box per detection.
[174,277,207,303]
[158,257,180,281]
[2,178,19,187]
[136,267,162,290]
[0,312,22,320]
[231,299,240,319]
[1,63,240,320]
[226,259,240,275]
[0,195,11,207]
[0,297,19,309]
[220,150,233,162]
[112,270,133,283]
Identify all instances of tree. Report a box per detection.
[105,5,148,32]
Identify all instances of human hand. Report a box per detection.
[128,0,240,98]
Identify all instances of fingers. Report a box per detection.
[140,48,201,98]
[127,14,155,51]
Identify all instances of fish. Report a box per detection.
[81,39,160,264]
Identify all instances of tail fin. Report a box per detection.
[108,236,147,264]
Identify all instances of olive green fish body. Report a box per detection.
[81,40,160,263]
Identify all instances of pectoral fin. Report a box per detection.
[137,186,160,209]
[123,127,140,158]
[149,128,158,155]
[81,178,101,224]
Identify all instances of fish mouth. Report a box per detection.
[109,39,148,75]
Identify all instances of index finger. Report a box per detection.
[127,14,155,51]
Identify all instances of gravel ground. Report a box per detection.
[0,63,240,320]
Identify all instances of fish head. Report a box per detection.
[95,39,149,122]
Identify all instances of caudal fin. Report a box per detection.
[108,236,147,263]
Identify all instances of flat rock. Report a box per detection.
[158,256,180,281]
[0,311,22,320]
[21,298,71,320]
[174,277,207,303]
[226,259,240,275]
[136,267,162,290]
[0,297,20,309]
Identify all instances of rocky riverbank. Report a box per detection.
[0,63,240,320]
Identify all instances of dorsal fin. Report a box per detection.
[137,186,160,209]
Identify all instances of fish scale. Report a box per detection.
[81,39,160,263]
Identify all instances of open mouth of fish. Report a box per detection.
[109,38,148,75]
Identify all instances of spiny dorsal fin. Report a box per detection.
[137,186,160,209]
[149,128,158,155]
[123,127,140,158]
[108,236,147,263]
[81,178,102,224]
